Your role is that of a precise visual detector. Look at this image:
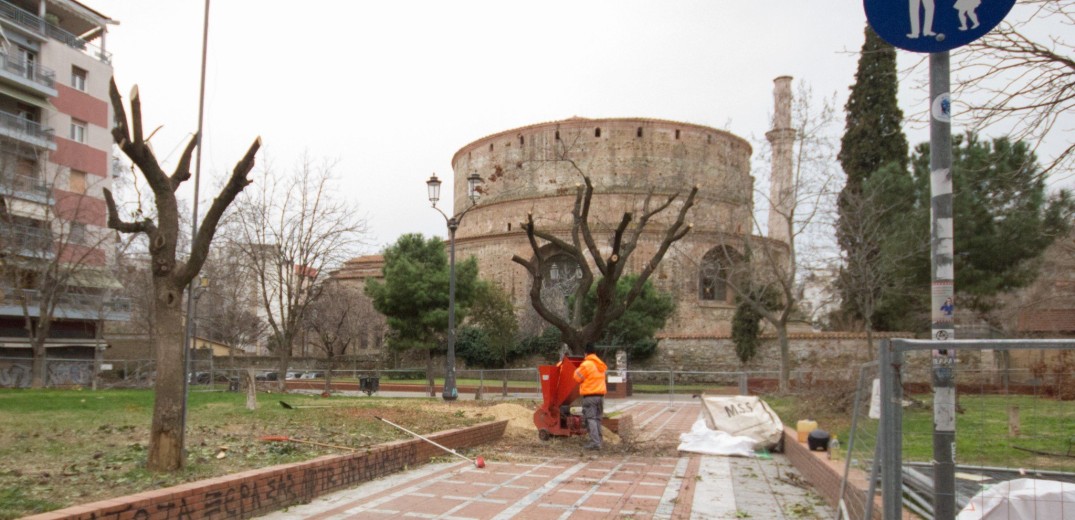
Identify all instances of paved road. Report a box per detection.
[260,399,835,519]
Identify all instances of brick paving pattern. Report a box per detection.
[261,399,835,519]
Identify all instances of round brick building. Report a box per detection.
[449,117,781,338]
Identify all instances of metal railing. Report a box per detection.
[0,52,55,89]
[0,111,54,144]
[0,286,131,314]
[0,171,50,199]
[0,222,52,252]
[0,1,111,62]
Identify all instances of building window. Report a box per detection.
[699,248,740,302]
[637,127,643,137]
[69,170,87,194]
[675,129,681,140]
[595,128,601,138]
[70,120,87,143]
[69,223,86,245]
[71,67,87,91]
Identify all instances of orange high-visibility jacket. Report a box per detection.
[573,353,607,396]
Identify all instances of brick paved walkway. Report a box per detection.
[260,399,834,519]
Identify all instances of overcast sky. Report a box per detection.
[94,1,1068,254]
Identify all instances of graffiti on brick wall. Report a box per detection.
[69,444,420,519]
[47,361,91,386]
[0,363,30,388]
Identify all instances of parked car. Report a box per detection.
[255,371,278,381]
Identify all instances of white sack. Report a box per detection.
[957,478,1075,520]
[677,418,756,457]
[699,396,784,450]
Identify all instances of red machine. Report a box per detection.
[533,355,586,440]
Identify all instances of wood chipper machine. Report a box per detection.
[533,354,624,441]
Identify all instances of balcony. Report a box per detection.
[0,110,54,150]
[0,223,54,257]
[0,53,57,97]
[0,286,131,321]
[0,171,51,203]
[0,0,111,63]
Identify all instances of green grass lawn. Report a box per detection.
[766,392,1075,472]
[0,388,489,519]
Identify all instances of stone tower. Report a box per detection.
[766,76,796,244]
[448,117,779,338]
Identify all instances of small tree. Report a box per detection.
[1,161,115,388]
[103,79,261,471]
[304,282,369,393]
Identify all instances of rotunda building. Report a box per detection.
[449,117,783,338]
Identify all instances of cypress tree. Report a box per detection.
[838,25,908,190]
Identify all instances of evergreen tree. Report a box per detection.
[838,25,908,190]
[909,135,1074,317]
[837,25,910,327]
[365,234,478,384]
[577,274,675,361]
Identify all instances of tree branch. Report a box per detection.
[103,188,155,235]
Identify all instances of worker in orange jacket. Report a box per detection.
[573,343,607,450]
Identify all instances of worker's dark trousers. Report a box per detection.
[582,395,604,447]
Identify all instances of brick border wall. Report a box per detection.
[26,420,508,520]
[781,427,879,520]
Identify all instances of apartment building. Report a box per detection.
[0,0,126,384]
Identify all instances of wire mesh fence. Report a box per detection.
[880,339,1075,520]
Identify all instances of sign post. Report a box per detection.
[862,1,1014,518]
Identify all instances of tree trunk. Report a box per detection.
[426,349,435,397]
[30,334,46,389]
[777,324,791,393]
[276,344,290,393]
[324,353,334,395]
[146,280,187,472]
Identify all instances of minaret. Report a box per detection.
[766,76,796,244]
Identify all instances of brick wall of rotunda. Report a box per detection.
[449,117,781,337]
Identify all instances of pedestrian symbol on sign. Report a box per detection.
[864,0,1015,53]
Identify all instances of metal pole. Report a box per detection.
[181,0,211,459]
[929,50,957,520]
[443,219,458,401]
[880,339,902,520]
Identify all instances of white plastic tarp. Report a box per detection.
[956,478,1075,520]
[677,419,756,457]
[698,396,784,450]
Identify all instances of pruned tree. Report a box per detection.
[230,156,366,391]
[103,79,261,472]
[511,169,697,355]
[953,0,1075,177]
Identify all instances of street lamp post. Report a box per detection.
[426,172,483,401]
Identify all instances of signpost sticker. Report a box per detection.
[864,0,1016,53]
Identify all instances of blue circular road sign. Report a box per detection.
[864,0,1015,53]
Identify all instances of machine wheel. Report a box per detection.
[538,429,551,441]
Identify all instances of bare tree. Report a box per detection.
[837,169,927,349]
[304,282,375,393]
[953,1,1075,179]
[199,246,264,357]
[1,150,117,388]
[715,82,840,391]
[230,157,367,391]
[511,151,697,354]
[103,79,261,472]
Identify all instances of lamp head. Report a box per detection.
[426,174,442,206]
